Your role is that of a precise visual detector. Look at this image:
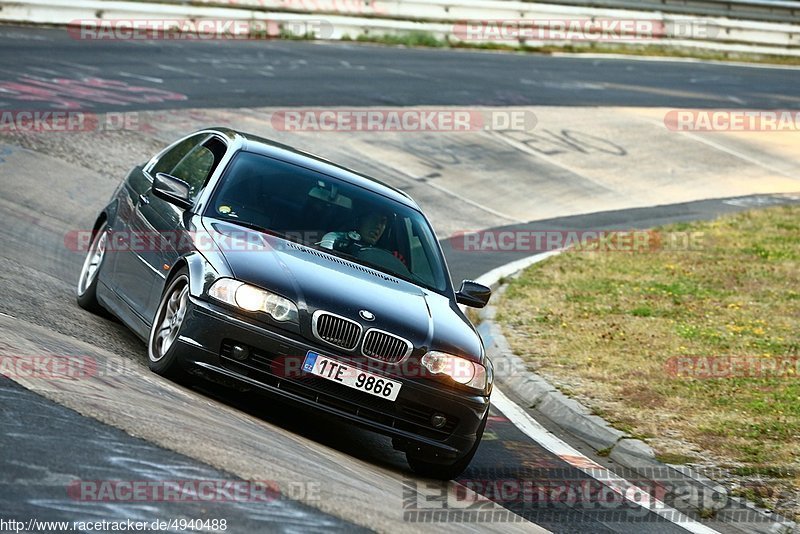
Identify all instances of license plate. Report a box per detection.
[303,351,402,402]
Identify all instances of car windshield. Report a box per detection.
[206,150,450,293]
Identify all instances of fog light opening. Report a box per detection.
[231,343,249,361]
[431,413,447,429]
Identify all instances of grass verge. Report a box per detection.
[340,32,800,66]
[495,205,800,517]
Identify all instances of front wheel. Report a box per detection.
[148,268,190,379]
[406,410,488,480]
[77,221,108,314]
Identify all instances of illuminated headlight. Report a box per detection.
[208,278,298,323]
[421,351,487,391]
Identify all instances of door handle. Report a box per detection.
[138,193,150,206]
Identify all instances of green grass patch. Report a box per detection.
[655,452,701,465]
[340,32,800,65]
[496,205,800,507]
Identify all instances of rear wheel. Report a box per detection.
[77,221,108,314]
[148,268,190,379]
[406,410,488,480]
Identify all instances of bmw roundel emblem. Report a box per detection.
[359,310,375,321]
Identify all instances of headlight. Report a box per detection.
[420,351,488,391]
[208,278,298,323]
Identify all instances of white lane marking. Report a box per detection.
[491,388,722,534]
[486,130,615,193]
[385,68,428,80]
[520,78,605,90]
[118,72,164,84]
[676,131,800,181]
[723,194,800,207]
[156,64,198,76]
[55,60,100,72]
[393,167,524,224]
[634,115,800,181]
[422,178,524,223]
[473,250,561,288]
[28,67,60,76]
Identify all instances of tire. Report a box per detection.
[77,221,109,314]
[406,410,488,480]
[148,268,190,380]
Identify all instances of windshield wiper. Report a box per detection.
[311,244,436,292]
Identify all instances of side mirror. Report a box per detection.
[456,280,492,308]
[153,172,192,210]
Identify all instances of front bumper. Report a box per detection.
[173,297,490,462]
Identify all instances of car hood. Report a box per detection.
[203,219,483,361]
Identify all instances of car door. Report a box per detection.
[112,133,210,321]
[141,134,228,322]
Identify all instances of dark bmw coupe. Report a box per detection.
[77,128,493,478]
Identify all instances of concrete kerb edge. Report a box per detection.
[475,251,798,531]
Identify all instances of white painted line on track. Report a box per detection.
[676,130,800,182]
[118,71,164,84]
[54,60,100,72]
[633,115,800,182]
[156,64,199,77]
[393,167,525,224]
[28,67,60,75]
[473,250,561,288]
[491,387,722,534]
[486,130,616,194]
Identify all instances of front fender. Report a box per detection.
[174,252,229,300]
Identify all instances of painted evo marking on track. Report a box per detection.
[491,388,722,534]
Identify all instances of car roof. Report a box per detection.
[205,127,421,210]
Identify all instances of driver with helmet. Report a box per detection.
[319,209,389,253]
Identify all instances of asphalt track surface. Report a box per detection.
[1,24,799,533]
[0,26,799,111]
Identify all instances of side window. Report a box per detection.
[151,134,205,176]
[171,145,215,199]
[151,134,226,200]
